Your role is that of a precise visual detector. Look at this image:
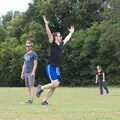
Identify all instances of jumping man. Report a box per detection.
[36,16,75,105]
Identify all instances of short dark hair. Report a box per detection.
[53,32,60,37]
[26,40,33,46]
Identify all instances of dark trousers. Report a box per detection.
[99,80,109,95]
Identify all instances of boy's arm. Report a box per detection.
[63,26,75,45]
[31,53,38,77]
[21,62,25,80]
[31,60,38,77]
[43,15,53,43]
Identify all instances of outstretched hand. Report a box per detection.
[68,26,75,33]
[43,15,49,24]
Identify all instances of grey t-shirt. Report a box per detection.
[24,51,38,73]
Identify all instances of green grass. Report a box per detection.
[0,87,120,120]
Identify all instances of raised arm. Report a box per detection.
[63,26,75,45]
[43,15,53,43]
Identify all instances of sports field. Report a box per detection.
[0,87,120,120]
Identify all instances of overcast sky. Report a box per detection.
[0,0,32,17]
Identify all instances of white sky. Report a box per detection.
[0,0,33,17]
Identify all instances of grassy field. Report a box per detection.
[0,87,120,120]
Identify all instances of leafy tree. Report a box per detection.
[0,25,7,42]
[0,0,120,86]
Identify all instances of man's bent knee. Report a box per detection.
[52,81,60,88]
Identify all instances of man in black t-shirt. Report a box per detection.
[36,16,75,105]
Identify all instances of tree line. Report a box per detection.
[0,0,120,86]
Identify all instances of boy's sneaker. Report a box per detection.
[36,84,43,97]
[41,101,48,105]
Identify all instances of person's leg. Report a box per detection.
[43,88,55,102]
[29,73,36,102]
[29,86,35,99]
[25,73,35,104]
[25,73,31,98]
[41,80,60,89]
[36,64,61,105]
[43,80,60,99]
[21,73,32,104]
[41,88,55,105]
[41,83,55,89]
[42,64,61,98]
[103,81,109,94]
[27,86,32,98]
[99,81,103,95]
[36,80,60,97]
[36,83,53,97]
[41,80,60,105]
[36,64,60,97]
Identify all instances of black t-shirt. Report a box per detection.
[96,70,104,80]
[49,42,64,66]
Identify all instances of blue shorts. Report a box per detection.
[46,64,61,81]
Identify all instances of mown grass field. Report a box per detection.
[0,87,120,120]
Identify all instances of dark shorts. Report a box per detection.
[24,73,35,86]
[46,64,61,81]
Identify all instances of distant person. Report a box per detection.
[96,65,109,95]
[21,40,38,104]
[36,16,75,105]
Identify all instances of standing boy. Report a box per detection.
[21,40,38,104]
